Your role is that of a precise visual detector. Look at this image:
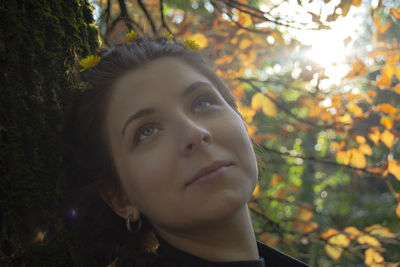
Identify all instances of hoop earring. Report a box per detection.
[126,213,141,233]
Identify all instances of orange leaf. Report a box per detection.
[215,55,233,65]
[252,183,260,197]
[381,130,395,148]
[390,8,400,19]
[254,133,278,143]
[348,103,363,117]
[356,136,366,143]
[239,39,252,50]
[380,117,394,129]
[351,0,362,7]
[297,206,313,221]
[344,226,362,239]
[301,221,318,233]
[376,71,393,88]
[344,58,367,78]
[320,228,339,239]
[368,90,377,98]
[238,12,252,27]
[365,248,384,266]
[376,104,397,114]
[350,148,366,168]
[359,143,372,156]
[270,174,284,186]
[387,160,400,181]
[393,84,400,94]
[396,67,400,80]
[369,127,380,145]
[259,232,279,247]
[331,141,346,150]
[365,224,396,238]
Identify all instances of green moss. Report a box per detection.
[0,0,99,265]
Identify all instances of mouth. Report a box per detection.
[185,160,233,187]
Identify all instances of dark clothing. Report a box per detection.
[153,235,310,267]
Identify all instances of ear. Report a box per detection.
[100,187,141,221]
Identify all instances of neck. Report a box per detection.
[154,204,259,262]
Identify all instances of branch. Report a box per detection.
[138,0,156,34]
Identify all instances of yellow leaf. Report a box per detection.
[350,148,366,168]
[328,233,351,248]
[338,113,353,124]
[190,33,208,49]
[262,96,277,117]
[376,69,393,88]
[344,226,362,239]
[238,12,252,27]
[215,55,233,65]
[252,183,260,197]
[320,228,339,239]
[381,130,395,148]
[337,150,351,165]
[356,136,366,143]
[369,127,380,145]
[331,141,346,150]
[352,0,362,7]
[297,206,313,221]
[365,224,396,238]
[376,104,398,114]
[348,103,363,117]
[237,102,256,124]
[357,234,381,247]
[325,244,343,260]
[359,143,372,156]
[387,160,400,181]
[365,248,384,266]
[247,124,257,136]
[251,92,264,111]
[239,39,252,50]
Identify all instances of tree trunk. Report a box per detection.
[0,0,98,265]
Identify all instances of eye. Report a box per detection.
[134,124,159,144]
[193,95,218,112]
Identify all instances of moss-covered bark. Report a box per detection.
[0,0,99,265]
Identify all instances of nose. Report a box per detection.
[178,116,212,156]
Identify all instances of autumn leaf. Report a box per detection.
[337,150,351,165]
[393,84,400,94]
[352,0,362,7]
[270,174,284,186]
[325,244,343,260]
[369,127,380,145]
[365,248,384,266]
[381,130,395,148]
[331,141,346,150]
[357,234,381,247]
[190,33,208,48]
[238,12,252,27]
[297,206,313,221]
[390,8,400,22]
[259,232,279,247]
[359,143,372,156]
[252,183,260,197]
[329,233,351,248]
[376,104,397,114]
[338,113,353,124]
[365,224,396,238]
[380,117,394,129]
[350,148,366,168]
[348,103,363,117]
[237,101,256,123]
[356,136,366,143]
[301,221,318,233]
[321,228,339,239]
[251,92,277,117]
[387,160,400,181]
[345,58,367,78]
[344,226,362,239]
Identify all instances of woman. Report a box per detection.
[64,37,309,267]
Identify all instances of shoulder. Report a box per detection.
[257,241,310,267]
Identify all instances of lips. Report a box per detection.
[186,160,233,187]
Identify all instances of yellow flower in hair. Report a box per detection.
[164,31,174,41]
[125,30,138,43]
[79,55,101,72]
[184,38,200,51]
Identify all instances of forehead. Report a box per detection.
[105,57,214,134]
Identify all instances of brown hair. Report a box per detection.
[63,37,258,266]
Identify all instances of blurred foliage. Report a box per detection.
[90,0,400,265]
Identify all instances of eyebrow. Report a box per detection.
[121,81,213,136]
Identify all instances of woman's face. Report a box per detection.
[105,57,258,233]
